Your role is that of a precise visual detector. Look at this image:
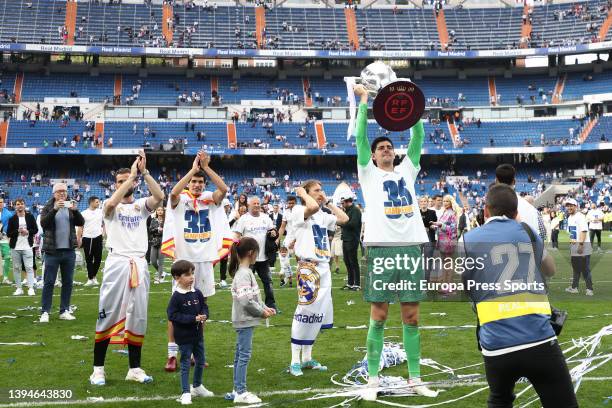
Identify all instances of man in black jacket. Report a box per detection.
[341,197,362,290]
[419,196,437,282]
[7,198,38,296]
[39,183,85,323]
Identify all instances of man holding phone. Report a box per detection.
[39,183,85,323]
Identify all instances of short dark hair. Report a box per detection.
[433,194,443,200]
[286,195,297,203]
[371,136,394,153]
[115,168,131,181]
[495,164,516,186]
[171,260,195,278]
[191,171,206,180]
[486,184,518,218]
[88,196,99,204]
[15,197,25,205]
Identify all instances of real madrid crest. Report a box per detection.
[297,263,321,306]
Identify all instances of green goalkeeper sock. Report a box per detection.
[366,319,386,378]
[403,323,421,379]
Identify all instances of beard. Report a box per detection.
[123,187,134,198]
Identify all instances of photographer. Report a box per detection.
[461,184,576,408]
[39,183,85,323]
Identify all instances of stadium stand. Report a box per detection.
[265,7,350,50]
[444,7,523,51]
[531,0,612,48]
[0,1,610,52]
[353,8,438,51]
[21,73,115,103]
[0,0,65,45]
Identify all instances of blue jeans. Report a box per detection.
[233,326,254,394]
[179,339,205,394]
[41,250,76,314]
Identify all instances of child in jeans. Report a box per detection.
[229,237,276,404]
[167,260,214,405]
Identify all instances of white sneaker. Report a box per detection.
[178,392,192,405]
[219,280,228,288]
[89,368,106,386]
[39,312,49,323]
[59,311,76,320]
[2,278,11,285]
[12,288,24,296]
[125,368,153,383]
[153,279,160,285]
[27,287,35,296]
[191,384,214,398]
[409,378,439,398]
[54,280,62,288]
[565,287,579,294]
[84,279,94,287]
[233,391,262,404]
[92,278,99,285]
[359,376,379,402]
[586,289,594,296]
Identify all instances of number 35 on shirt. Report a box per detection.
[184,209,211,243]
[383,178,414,219]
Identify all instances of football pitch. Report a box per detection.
[0,231,610,408]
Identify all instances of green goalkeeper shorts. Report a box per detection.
[364,245,426,303]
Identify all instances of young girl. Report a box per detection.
[229,237,276,404]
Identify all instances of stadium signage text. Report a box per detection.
[3,41,612,59]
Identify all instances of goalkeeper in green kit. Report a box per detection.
[353,84,437,401]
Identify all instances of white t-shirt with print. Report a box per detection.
[358,156,429,246]
[104,197,153,257]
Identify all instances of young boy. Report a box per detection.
[167,260,214,405]
[279,246,293,287]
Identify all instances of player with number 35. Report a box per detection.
[163,150,229,372]
[353,84,437,401]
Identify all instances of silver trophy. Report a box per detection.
[357,61,399,97]
[345,61,425,133]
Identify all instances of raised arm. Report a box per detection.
[407,120,424,168]
[326,201,349,225]
[296,187,320,220]
[170,152,203,208]
[199,152,228,206]
[104,158,139,218]
[353,84,371,167]
[138,151,165,211]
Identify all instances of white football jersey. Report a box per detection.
[567,212,592,256]
[289,205,336,263]
[81,208,104,238]
[104,197,153,257]
[171,191,219,262]
[232,212,273,262]
[358,156,429,246]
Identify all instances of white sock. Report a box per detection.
[168,342,178,358]
[302,344,312,362]
[291,343,301,365]
[93,366,104,374]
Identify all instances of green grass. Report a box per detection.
[0,231,610,407]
